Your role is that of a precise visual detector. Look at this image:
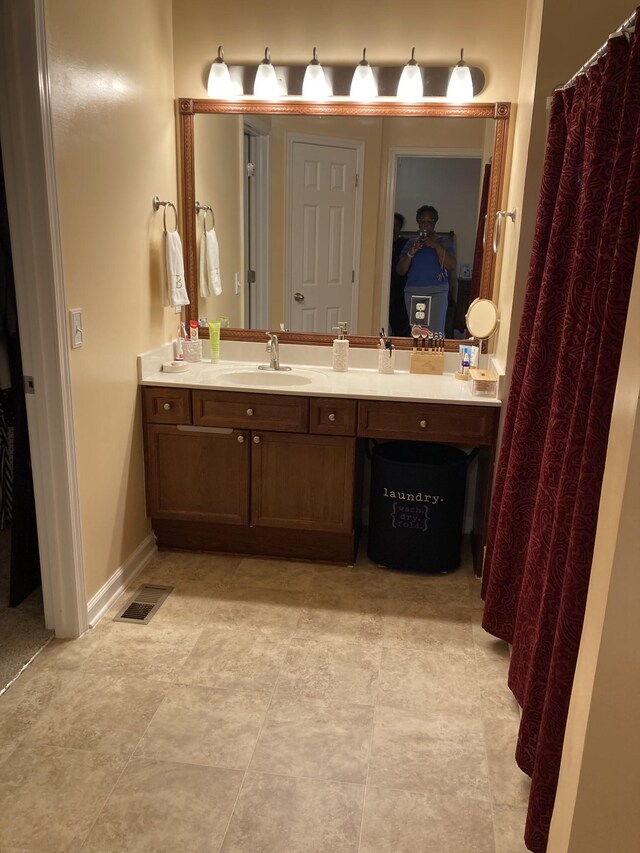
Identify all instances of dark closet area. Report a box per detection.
[0,146,42,610]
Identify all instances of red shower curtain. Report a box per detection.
[481,19,640,853]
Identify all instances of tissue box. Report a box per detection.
[469,368,498,397]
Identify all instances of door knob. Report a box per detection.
[328,413,336,422]
[253,435,261,444]
[294,292,305,302]
[419,419,428,429]
[237,435,245,443]
[163,402,172,411]
[246,408,254,416]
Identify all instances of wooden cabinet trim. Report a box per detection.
[193,389,309,432]
[357,399,498,445]
[142,386,192,425]
[309,397,357,436]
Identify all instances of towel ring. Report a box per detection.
[163,202,178,233]
[152,196,178,233]
[195,201,215,232]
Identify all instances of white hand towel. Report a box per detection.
[199,228,222,298]
[165,230,190,307]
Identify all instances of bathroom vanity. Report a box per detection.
[140,348,501,574]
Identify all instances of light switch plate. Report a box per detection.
[69,308,83,348]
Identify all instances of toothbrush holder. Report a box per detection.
[181,340,202,362]
[378,347,395,374]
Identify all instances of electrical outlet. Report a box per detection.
[69,308,83,348]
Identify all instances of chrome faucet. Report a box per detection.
[259,332,292,371]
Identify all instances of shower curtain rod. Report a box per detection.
[557,9,636,90]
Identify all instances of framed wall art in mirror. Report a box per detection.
[179,98,511,350]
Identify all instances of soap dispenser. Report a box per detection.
[332,322,349,372]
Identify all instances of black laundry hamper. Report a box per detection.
[367,440,475,573]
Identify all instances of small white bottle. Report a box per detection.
[332,322,349,372]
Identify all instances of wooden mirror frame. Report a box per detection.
[179,98,511,350]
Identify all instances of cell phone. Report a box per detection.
[418,229,429,239]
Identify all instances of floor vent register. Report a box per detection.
[113,584,173,625]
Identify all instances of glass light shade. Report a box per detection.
[397,48,422,101]
[302,48,328,99]
[254,48,281,98]
[447,49,473,102]
[350,49,377,101]
[207,46,232,98]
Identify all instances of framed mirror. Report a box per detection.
[179,98,510,349]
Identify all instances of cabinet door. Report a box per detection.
[251,432,355,533]
[146,425,249,524]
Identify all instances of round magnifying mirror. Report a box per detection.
[466,298,499,340]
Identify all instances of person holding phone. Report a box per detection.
[396,204,455,334]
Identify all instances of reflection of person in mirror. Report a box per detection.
[388,213,410,337]
[396,205,455,334]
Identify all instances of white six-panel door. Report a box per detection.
[289,140,359,333]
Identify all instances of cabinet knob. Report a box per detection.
[246,408,254,416]
[237,435,245,444]
[328,413,336,422]
[163,402,172,411]
[253,435,261,444]
[419,419,428,429]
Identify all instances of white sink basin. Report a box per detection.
[217,369,315,387]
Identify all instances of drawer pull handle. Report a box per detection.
[237,435,245,444]
[253,435,261,444]
[246,408,254,416]
[163,402,172,411]
[328,413,336,422]
[420,419,428,429]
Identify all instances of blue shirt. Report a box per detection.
[400,235,454,290]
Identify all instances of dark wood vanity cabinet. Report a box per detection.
[142,387,360,563]
[142,386,498,571]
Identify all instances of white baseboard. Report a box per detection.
[86,533,157,628]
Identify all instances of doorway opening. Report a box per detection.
[0,144,51,691]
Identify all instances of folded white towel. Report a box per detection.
[165,230,190,307]
[199,227,222,298]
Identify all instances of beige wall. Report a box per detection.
[45,0,178,599]
[171,0,528,103]
[194,113,244,326]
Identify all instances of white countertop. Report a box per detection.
[139,342,501,407]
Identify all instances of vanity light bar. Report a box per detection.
[209,62,485,99]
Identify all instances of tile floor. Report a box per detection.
[0,540,531,852]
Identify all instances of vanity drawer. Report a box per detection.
[193,390,309,433]
[143,387,192,425]
[309,398,357,436]
[357,400,498,445]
